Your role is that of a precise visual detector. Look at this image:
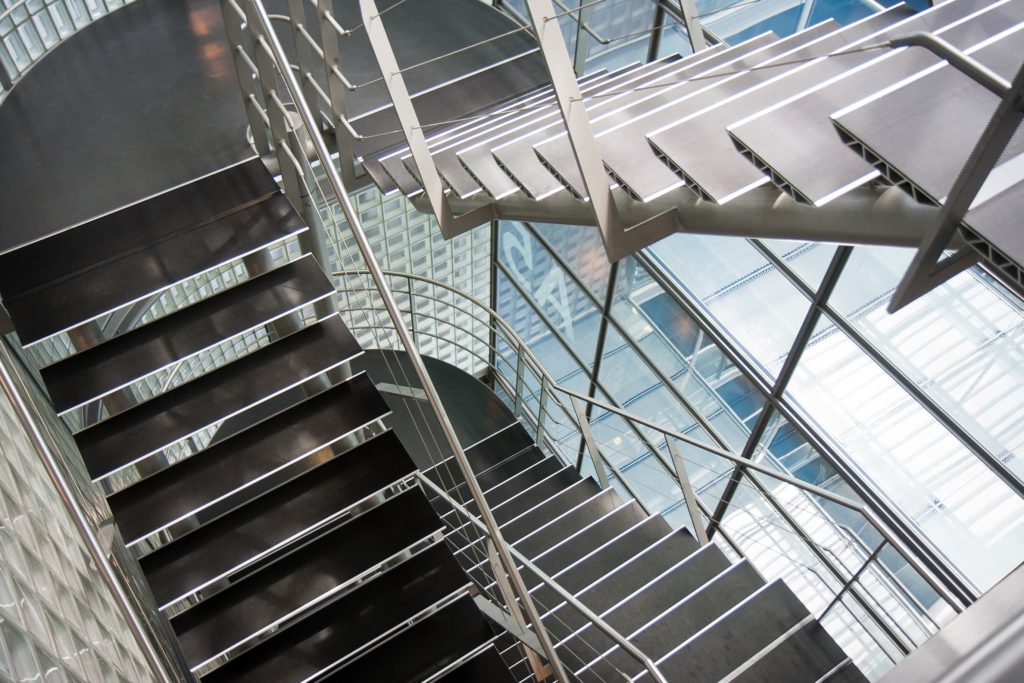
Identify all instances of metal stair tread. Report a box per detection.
[5,193,306,345]
[138,430,416,608]
[726,0,1019,205]
[725,618,851,683]
[39,255,335,412]
[514,488,622,560]
[645,7,909,204]
[0,157,278,301]
[437,644,515,683]
[200,543,469,683]
[656,578,811,683]
[319,594,495,683]
[74,315,359,481]
[106,374,389,545]
[170,488,442,669]
[491,467,583,524]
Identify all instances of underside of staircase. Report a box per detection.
[360,0,1024,294]
[0,156,861,681]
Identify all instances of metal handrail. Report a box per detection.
[416,472,669,683]
[230,1,570,679]
[0,339,180,682]
[333,269,962,649]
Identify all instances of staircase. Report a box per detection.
[0,158,513,682]
[361,0,1024,291]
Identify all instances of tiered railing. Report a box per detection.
[219,0,677,679]
[335,268,965,676]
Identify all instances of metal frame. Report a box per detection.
[887,34,1024,312]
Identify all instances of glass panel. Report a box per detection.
[786,316,1024,592]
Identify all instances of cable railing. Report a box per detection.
[218,0,684,680]
[334,267,965,675]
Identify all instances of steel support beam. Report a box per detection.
[889,37,1024,312]
[423,185,948,252]
[707,247,851,538]
[359,0,496,239]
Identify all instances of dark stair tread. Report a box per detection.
[0,158,278,300]
[532,501,648,577]
[476,447,545,490]
[6,193,304,345]
[551,517,673,595]
[492,468,583,524]
[75,315,358,480]
[40,255,334,412]
[486,456,565,508]
[729,619,850,683]
[658,579,811,683]
[544,528,714,645]
[423,425,536,492]
[631,561,765,658]
[171,488,442,668]
[201,543,469,683]
[321,594,495,683]
[515,489,622,560]
[824,660,868,683]
[437,645,516,683]
[579,559,766,679]
[107,375,388,544]
[502,478,603,543]
[139,433,416,607]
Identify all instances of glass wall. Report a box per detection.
[0,384,155,683]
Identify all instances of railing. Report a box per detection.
[0,0,135,97]
[218,0,679,680]
[335,268,965,676]
[0,337,190,682]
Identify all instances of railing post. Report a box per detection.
[512,349,526,418]
[317,1,358,185]
[665,435,709,545]
[536,374,550,451]
[247,3,569,680]
[219,0,271,155]
[485,539,553,682]
[571,396,610,489]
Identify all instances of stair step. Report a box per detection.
[544,528,711,644]
[40,255,334,413]
[0,158,278,302]
[656,579,810,683]
[579,557,764,679]
[533,501,648,577]
[422,423,534,491]
[107,374,388,545]
[5,193,305,346]
[823,659,869,683]
[477,447,545,491]
[492,468,582,524]
[441,453,562,525]
[551,516,672,594]
[170,488,442,670]
[201,542,469,683]
[320,594,495,682]
[537,20,841,200]
[631,561,765,661]
[502,478,602,543]
[437,644,516,683]
[138,431,415,608]
[725,618,850,683]
[74,315,359,480]
[515,488,621,560]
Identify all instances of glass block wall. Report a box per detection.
[0,387,155,683]
[328,184,493,377]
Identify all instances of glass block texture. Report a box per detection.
[0,387,155,683]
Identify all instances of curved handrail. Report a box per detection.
[335,268,965,629]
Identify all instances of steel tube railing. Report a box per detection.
[0,339,182,682]
[334,268,962,664]
[235,1,570,679]
[416,472,670,683]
